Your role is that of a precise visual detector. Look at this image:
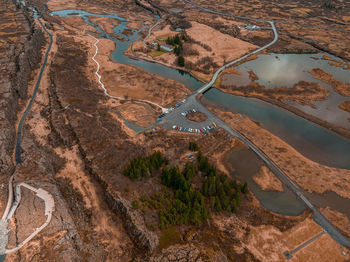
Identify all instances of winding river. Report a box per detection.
[50,10,350,218]
[51,9,350,170]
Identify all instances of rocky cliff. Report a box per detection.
[0,1,46,179]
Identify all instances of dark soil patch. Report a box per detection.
[186,111,207,122]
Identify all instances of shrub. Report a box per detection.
[132,200,139,210]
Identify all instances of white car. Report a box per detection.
[172,125,177,129]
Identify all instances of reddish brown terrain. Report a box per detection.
[1,0,349,261]
[186,111,207,122]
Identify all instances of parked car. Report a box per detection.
[172,125,177,129]
[213,122,217,127]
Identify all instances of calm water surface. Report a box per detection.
[51,9,350,216]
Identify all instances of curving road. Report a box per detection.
[143,17,162,47]
[5,183,54,254]
[89,34,168,113]
[162,17,350,247]
[0,2,55,255]
[195,21,278,95]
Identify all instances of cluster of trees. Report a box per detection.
[166,34,186,46]
[323,2,336,9]
[189,141,199,151]
[158,162,209,228]
[127,150,249,230]
[198,151,248,213]
[123,151,167,180]
[166,34,187,67]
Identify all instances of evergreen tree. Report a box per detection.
[177,56,185,67]
[202,179,209,197]
[242,182,249,194]
[189,141,199,151]
[214,197,222,212]
[234,191,241,205]
[231,199,237,213]
[174,34,180,45]
[210,196,215,209]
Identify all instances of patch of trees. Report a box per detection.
[123,151,167,180]
[159,162,209,228]
[195,56,219,74]
[167,14,192,30]
[166,34,188,66]
[181,43,199,56]
[124,150,249,230]
[322,2,336,9]
[177,56,185,67]
[198,151,248,213]
[189,141,199,151]
[187,35,212,52]
[204,20,240,38]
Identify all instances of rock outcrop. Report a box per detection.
[150,244,202,262]
[0,1,46,177]
[106,191,159,251]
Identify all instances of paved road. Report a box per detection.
[143,17,162,47]
[0,2,56,255]
[195,21,278,95]
[5,183,54,254]
[162,18,350,248]
[284,230,326,259]
[164,95,350,248]
[1,176,14,220]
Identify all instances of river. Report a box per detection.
[50,9,350,218]
[51,9,350,170]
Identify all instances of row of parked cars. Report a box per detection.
[159,99,186,118]
[172,122,217,133]
[181,109,196,116]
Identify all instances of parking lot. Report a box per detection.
[159,95,222,134]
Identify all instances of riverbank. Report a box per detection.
[202,98,350,200]
[214,85,350,140]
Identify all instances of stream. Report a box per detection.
[50,9,350,218]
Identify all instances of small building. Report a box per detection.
[160,44,174,52]
[175,28,183,32]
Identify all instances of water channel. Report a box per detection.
[221,53,350,129]
[51,9,350,170]
[50,9,350,218]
